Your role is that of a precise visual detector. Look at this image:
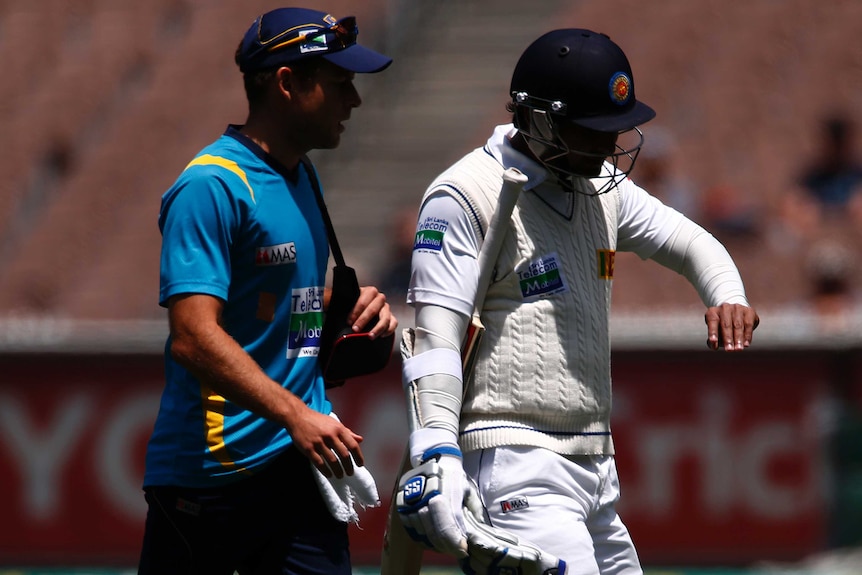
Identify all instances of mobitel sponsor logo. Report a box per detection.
[287,286,324,358]
[518,253,567,300]
[414,217,449,253]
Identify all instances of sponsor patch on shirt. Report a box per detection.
[413,216,449,253]
[517,252,568,301]
[256,242,297,266]
[287,287,324,358]
[500,496,529,514]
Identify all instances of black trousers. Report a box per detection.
[137,446,351,575]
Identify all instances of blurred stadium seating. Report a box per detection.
[1,0,861,320]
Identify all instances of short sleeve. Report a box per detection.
[158,171,241,306]
[407,192,481,317]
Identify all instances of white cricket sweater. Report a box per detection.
[424,147,621,456]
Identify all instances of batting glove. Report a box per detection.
[395,447,472,558]
[459,509,567,575]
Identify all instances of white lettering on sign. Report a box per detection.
[0,383,823,531]
[739,422,805,518]
[0,392,93,519]
[617,386,821,519]
[96,392,162,520]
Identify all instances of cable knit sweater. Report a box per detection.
[424,147,620,456]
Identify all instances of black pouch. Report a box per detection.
[301,155,394,387]
[319,265,394,387]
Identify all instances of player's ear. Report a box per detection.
[275,66,294,96]
[275,64,317,98]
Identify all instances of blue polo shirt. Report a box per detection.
[144,126,332,487]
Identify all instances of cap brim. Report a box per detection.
[323,44,392,73]
[573,101,656,132]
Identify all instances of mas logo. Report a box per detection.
[256,242,297,266]
[518,253,568,301]
[287,286,324,358]
[500,496,529,514]
[413,216,449,253]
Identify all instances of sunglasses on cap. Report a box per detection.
[266,16,358,55]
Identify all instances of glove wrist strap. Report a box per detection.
[409,427,460,466]
[421,445,462,463]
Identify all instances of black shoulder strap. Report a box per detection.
[300,155,346,267]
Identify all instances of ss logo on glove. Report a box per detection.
[396,460,443,514]
[403,476,426,503]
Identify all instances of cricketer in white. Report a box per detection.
[388,27,758,575]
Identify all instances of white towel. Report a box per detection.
[311,412,381,524]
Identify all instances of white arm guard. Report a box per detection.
[649,217,749,307]
[397,303,476,559]
[402,303,471,436]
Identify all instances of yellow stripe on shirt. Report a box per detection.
[185,154,256,203]
[200,385,249,474]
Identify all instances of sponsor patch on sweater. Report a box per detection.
[517,252,568,301]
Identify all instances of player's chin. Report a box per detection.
[573,164,604,178]
[564,157,604,178]
[318,134,342,150]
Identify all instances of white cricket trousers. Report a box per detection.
[463,446,642,575]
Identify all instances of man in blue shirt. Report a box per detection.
[138,7,396,574]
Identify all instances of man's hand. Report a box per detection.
[352,285,398,338]
[705,303,760,351]
[287,406,364,479]
[167,294,364,479]
[395,454,471,558]
[460,508,566,575]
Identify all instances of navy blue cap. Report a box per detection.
[511,29,655,132]
[236,7,392,74]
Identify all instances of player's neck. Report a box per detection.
[240,119,303,171]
